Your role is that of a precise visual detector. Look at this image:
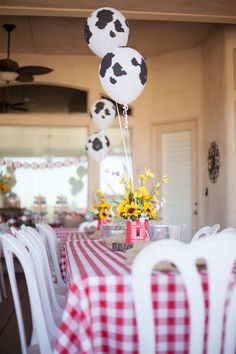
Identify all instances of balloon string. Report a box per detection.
[116,102,135,195]
[123,105,129,131]
[101,129,105,162]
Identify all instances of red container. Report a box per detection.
[97,218,109,230]
[126,219,149,243]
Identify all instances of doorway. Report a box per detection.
[152,120,197,242]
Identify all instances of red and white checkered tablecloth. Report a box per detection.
[54,239,236,354]
[52,228,91,281]
[53,227,81,247]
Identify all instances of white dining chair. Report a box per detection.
[12,227,67,303]
[191,223,220,242]
[0,233,53,354]
[210,223,220,234]
[132,234,236,354]
[36,223,65,287]
[191,225,212,241]
[38,223,60,259]
[14,228,64,319]
[0,239,7,300]
[21,224,50,258]
[21,225,66,292]
[217,227,236,236]
[13,229,62,346]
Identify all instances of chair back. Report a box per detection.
[37,223,60,258]
[17,227,64,314]
[0,239,7,300]
[191,225,212,241]
[217,227,236,237]
[36,223,65,287]
[132,234,236,354]
[14,228,63,328]
[0,233,53,354]
[211,223,220,235]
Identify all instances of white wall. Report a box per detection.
[201,27,227,227]
[225,26,236,227]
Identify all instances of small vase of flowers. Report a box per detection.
[114,168,168,243]
[0,169,16,208]
[92,189,111,230]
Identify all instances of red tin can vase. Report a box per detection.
[126,219,149,243]
[97,218,109,230]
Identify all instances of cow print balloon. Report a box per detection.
[90,98,116,130]
[84,7,129,58]
[85,132,110,162]
[99,46,148,105]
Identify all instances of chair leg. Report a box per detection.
[0,282,2,302]
[0,261,7,298]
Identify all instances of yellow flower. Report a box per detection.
[114,168,167,221]
[162,175,168,184]
[92,190,111,220]
[139,174,147,182]
[0,171,12,194]
[143,202,156,219]
[122,201,141,219]
[145,168,154,179]
[119,177,126,185]
[99,207,110,220]
[116,199,127,216]
[100,202,110,209]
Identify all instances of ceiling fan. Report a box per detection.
[0,23,53,83]
[0,100,29,113]
[0,85,29,113]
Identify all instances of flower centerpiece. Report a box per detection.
[0,169,17,208]
[92,189,111,229]
[114,168,168,242]
[0,169,16,194]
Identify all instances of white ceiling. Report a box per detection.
[0,0,235,58]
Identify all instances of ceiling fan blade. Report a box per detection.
[1,25,54,82]
[16,73,34,83]
[10,105,28,112]
[0,100,28,113]
[17,66,53,76]
[11,101,25,106]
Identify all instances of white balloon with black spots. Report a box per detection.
[84,7,129,58]
[90,98,116,130]
[85,132,110,162]
[99,46,148,105]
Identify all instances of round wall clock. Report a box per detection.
[207,141,220,183]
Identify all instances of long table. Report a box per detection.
[54,239,214,354]
[53,227,81,246]
[53,227,90,281]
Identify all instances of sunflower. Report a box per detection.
[143,201,157,219]
[92,190,111,221]
[122,201,141,220]
[114,168,168,221]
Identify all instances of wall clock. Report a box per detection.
[207,141,220,183]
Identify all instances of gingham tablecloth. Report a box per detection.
[54,240,220,354]
[53,227,90,281]
[53,227,82,246]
